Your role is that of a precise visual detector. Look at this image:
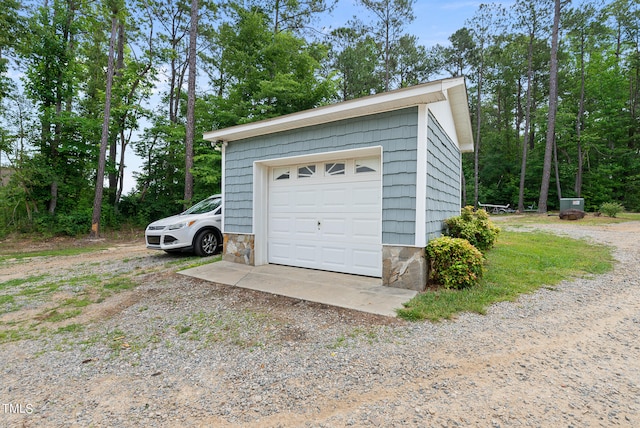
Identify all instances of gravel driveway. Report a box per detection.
[1,221,639,427]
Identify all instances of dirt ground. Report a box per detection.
[1,220,639,427]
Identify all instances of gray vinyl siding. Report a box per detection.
[224,107,418,245]
[425,111,461,240]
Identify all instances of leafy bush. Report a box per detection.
[426,236,484,289]
[445,206,500,252]
[31,210,92,237]
[599,202,624,218]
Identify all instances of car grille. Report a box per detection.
[147,236,161,245]
[148,226,166,231]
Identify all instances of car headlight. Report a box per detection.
[168,220,196,230]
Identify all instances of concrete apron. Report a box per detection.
[178,261,417,317]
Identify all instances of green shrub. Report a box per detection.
[426,236,484,289]
[445,206,500,252]
[599,202,624,218]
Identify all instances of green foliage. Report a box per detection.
[394,34,437,87]
[0,181,30,239]
[208,5,336,125]
[426,236,485,290]
[116,193,156,227]
[0,169,126,236]
[445,206,500,252]
[599,202,625,218]
[2,0,640,240]
[329,25,384,100]
[32,209,91,237]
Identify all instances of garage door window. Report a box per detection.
[355,158,378,174]
[297,164,316,178]
[272,157,380,186]
[325,162,345,176]
[274,167,290,180]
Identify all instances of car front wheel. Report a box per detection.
[194,229,219,257]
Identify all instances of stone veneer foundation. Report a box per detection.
[382,245,427,291]
[222,235,426,292]
[223,233,255,266]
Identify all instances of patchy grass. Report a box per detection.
[397,230,614,322]
[0,275,48,291]
[38,309,83,323]
[0,247,225,350]
[2,273,133,315]
[327,326,383,349]
[0,295,14,305]
[0,328,32,344]
[102,328,146,357]
[0,246,109,264]
[0,236,222,349]
[17,281,62,297]
[1,269,144,344]
[54,323,85,334]
[174,309,281,349]
[103,278,136,292]
[63,297,93,308]
[166,254,222,269]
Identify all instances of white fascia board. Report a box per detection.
[203,79,461,142]
[443,80,474,153]
[423,80,474,154]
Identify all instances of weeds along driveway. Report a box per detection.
[1,222,639,427]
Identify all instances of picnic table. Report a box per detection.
[478,202,513,214]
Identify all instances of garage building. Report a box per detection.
[203,76,474,291]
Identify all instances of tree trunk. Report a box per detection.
[90,13,118,239]
[461,169,467,207]
[384,8,390,92]
[115,127,127,206]
[538,0,561,213]
[518,29,536,212]
[109,21,125,204]
[48,179,58,214]
[49,89,64,215]
[553,137,562,201]
[48,0,77,215]
[184,0,198,207]
[274,0,280,34]
[574,31,586,197]
[474,57,483,208]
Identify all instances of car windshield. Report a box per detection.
[182,197,221,215]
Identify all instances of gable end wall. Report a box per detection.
[425,110,462,240]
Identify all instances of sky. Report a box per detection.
[323,1,489,46]
[124,0,495,194]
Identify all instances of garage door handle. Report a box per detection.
[317,220,321,230]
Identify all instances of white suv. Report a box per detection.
[145,195,222,256]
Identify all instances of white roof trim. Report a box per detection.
[445,80,474,153]
[203,76,474,152]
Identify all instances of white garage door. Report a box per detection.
[268,157,382,277]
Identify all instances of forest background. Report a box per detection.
[0,0,638,238]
